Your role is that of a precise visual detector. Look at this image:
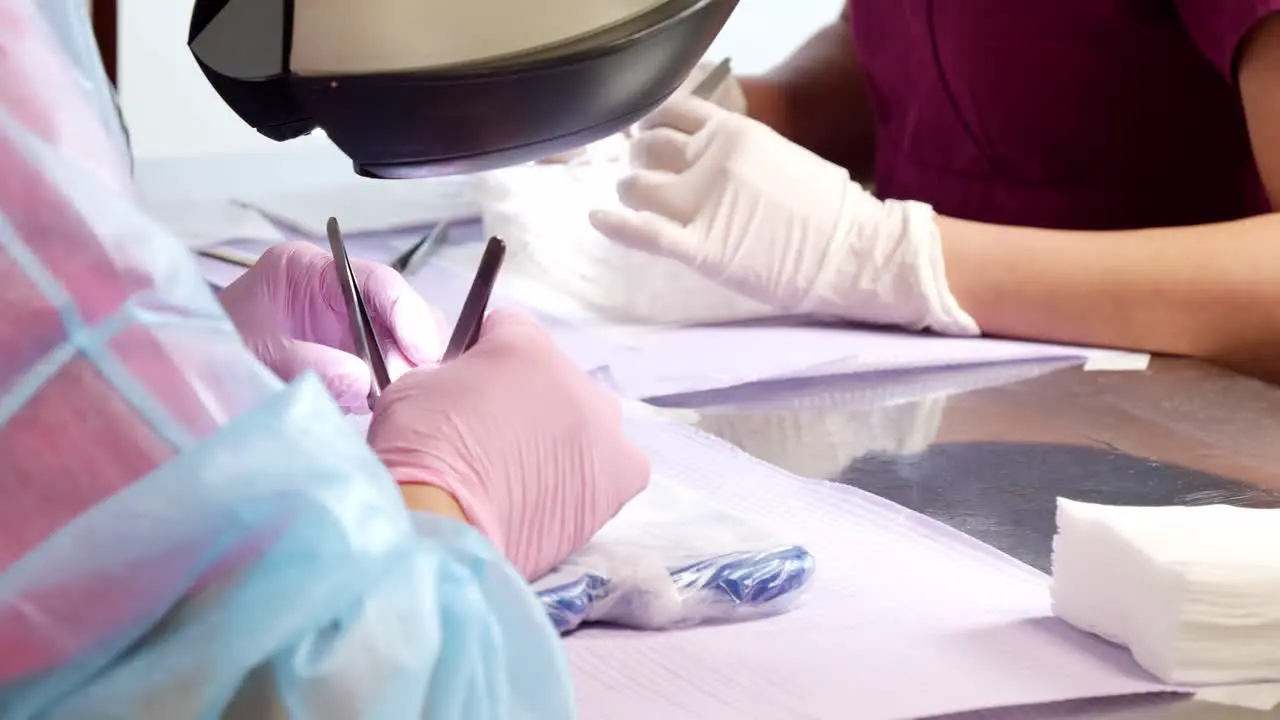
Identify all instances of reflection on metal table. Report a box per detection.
[652,357,1280,720]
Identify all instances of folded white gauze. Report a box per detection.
[533,471,815,633]
[476,144,775,326]
[1050,499,1280,685]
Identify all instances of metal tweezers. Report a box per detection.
[690,57,732,100]
[326,216,392,407]
[389,220,451,276]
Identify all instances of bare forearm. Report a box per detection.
[399,484,468,522]
[736,5,875,178]
[939,214,1280,380]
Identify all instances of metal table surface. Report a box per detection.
[652,357,1280,720]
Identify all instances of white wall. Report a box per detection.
[118,0,843,158]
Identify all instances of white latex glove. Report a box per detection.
[538,59,746,164]
[588,95,979,336]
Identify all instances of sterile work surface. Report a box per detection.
[172,156,1275,717]
[563,415,1178,720]
[660,357,1280,719]
[348,401,1185,720]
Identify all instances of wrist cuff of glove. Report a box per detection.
[392,467,507,555]
[899,200,981,336]
[815,183,980,337]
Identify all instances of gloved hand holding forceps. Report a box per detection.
[217,240,448,413]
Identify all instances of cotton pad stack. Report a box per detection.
[1050,498,1280,685]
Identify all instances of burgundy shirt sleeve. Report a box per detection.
[1175,0,1280,81]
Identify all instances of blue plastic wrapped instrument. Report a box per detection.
[532,473,816,633]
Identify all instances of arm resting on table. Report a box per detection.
[939,214,1280,381]
[737,1,876,180]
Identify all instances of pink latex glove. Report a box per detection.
[219,241,446,412]
[368,308,650,580]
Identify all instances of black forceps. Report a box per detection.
[442,236,506,362]
[326,216,392,407]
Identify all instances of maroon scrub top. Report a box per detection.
[850,1,1280,230]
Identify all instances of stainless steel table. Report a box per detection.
[652,357,1280,719]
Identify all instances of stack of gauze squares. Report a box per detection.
[1050,498,1280,685]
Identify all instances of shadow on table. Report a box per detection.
[840,441,1277,572]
